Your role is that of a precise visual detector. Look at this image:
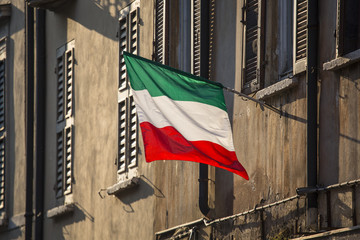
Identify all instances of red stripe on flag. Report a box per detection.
[140,122,249,180]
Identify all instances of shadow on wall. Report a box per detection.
[7,14,25,222]
[51,203,93,225]
[9,5,25,35]
[47,203,94,240]
[55,0,133,41]
[211,198,306,239]
[215,168,234,218]
[114,176,165,213]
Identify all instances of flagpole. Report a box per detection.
[222,86,283,116]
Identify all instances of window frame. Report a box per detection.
[293,0,307,75]
[278,0,294,80]
[0,37,7,215]
[55,40,75,201]
[154,0,214,77]
[117,0,140,182]
[154,0,169,64]
[241,0,266,94]
[336,0,360,57]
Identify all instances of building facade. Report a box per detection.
[0,0,359,239]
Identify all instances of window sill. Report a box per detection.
[46,203,75,219]
[107,176,140,195]
[255,77,298,100]
[323,49,360,71]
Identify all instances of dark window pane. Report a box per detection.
[343,0,360,54]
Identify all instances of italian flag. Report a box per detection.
[123,52,249,180]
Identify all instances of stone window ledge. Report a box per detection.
[255,77,298,100]
[46,203,75,219]
[107,176,140,196]
[323,49,360,71]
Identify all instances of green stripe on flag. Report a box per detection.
[123,52,227,112]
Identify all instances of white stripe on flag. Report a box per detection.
[132,89,235,151]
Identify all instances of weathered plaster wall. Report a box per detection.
[43,0,156,239]
[233,0,307,214]
[0,0,26,238]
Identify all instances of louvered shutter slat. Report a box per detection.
[56,131,64,198]
[65,49,73,118]
[192,0,201,76]
[155,0,167,64]
[0,62,4,130]
[155,0,164,63]
[244,0,259,86]
[295,0,307,61]
[130,10,138,55]
[0,139,4,210]
[57,56,64,122]
[117,1,139,175]
[242,0,265,93]
[119,17,128,91]
[64,127,72,195]
[117,99,127,173]
[128,96,138,168]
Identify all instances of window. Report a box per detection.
[241,0,266,94]
[154,0,214,76]
[55,40,74,199]
[293,0,307,74]
[0,38,6,213]
[247,0,302,99]
[118,0,139,182]
[279,0,294,80]
[154,0,191,72]
[191,0,201,75]
[154,0,169,64]
[337,0,360,56]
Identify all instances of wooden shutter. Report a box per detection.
[208,0,216,80]
[56,42,74,121]
[117,1,139,176]
[154,0,168,64]
[56,54,64,122]
[56,130,64,198]
[0,61,4,132]
[55,126,72,197]
[119,5,138,90]
[64,126,72,195]
[191,0,201,76]
[128,96,137,168]
[55,40,75,198]
[117,99,127,174]
[242,0,265,94]
[0,137,4,210]
[0,60,4,210]
[294,0,307,62]
[119,17,127,91]
[128,12,139,167]
[117,97,138,172]
[0,43,6,211]
[129,8,139,55]
[65,48,74,118]
[336,0,344,57]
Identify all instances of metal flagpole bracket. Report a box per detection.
[222,86,284,116]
